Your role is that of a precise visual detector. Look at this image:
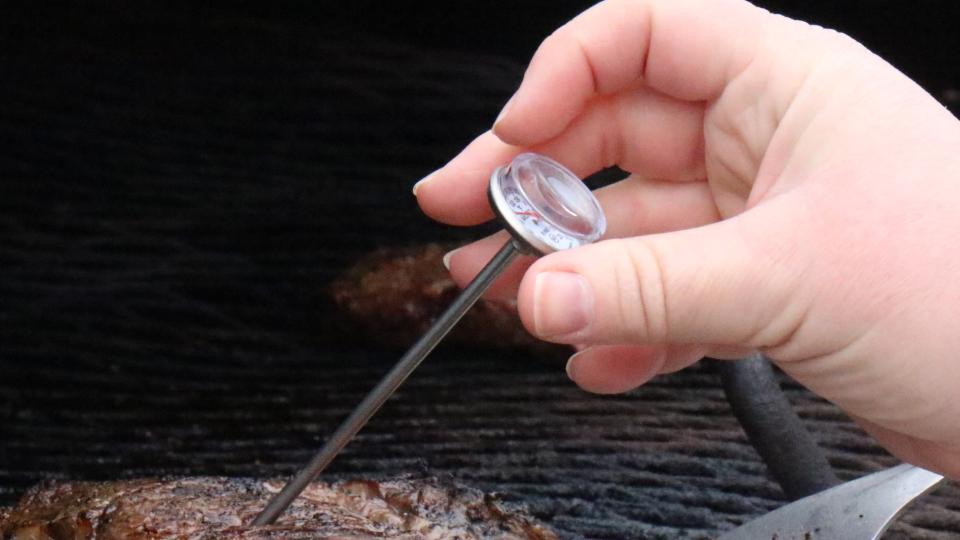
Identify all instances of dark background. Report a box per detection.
[303,0,960,90]
[3,1,958,95]
[0,2,958,539]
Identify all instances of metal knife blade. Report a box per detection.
[718,464,944,540]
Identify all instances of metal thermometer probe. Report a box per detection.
[253,153,606,525]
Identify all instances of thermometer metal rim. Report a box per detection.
[488,166,547,255]
[488,157,604,255]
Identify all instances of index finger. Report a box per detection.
[494,0,767,145]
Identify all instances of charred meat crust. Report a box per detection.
[1,477,557,540]
[329,244,565,357]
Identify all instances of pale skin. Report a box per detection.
[413,0,960,478]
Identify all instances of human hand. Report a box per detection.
[413,0,960,477]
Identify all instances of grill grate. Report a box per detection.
[0,5,958,539]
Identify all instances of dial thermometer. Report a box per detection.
[253,152,606,525]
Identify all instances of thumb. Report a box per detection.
[517,209,805,348]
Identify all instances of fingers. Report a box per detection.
[566,344,667,394]
[594,175,719,239]
[495,0,768,145]
[852,416,960,480]
[445,176,720,300]
[516,202,805,347]
[415,87,705,226]
[445,231,535,300]
[563,342,756,395]
[414,132,519,226]
[565,343,707,394]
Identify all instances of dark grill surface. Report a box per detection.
[1,5,958,539]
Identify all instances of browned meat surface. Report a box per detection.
[0,477,557,540]
[330,244,565,357]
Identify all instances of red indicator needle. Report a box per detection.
[515,210,541,220]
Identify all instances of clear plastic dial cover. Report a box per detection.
[490,153,606,254]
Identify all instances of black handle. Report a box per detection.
[719,353,839,499]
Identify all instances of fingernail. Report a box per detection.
[565,350,586,380]
[494,93,517,127]
[442,248,459,270]
[412,170,439,196]
[533,272,593,338]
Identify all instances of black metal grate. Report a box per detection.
[1,5,958,539]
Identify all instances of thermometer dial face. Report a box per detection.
[501,185,578,251]
[489,153,606,254]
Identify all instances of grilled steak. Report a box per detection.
[0,476,557,539]
[330,244,564,357]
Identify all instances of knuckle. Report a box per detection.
[607,239,670,342]
[537,28,567,58]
